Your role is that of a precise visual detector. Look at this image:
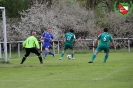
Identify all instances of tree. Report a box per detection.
[0,0,132,49]
[5,1,97,41]
[0,0,29,18]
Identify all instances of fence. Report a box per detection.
[0,38,133,60]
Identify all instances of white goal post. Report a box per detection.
[0,7,8,62]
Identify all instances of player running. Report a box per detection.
[41,28,54,59]
[88,28,115,63]
[20,32,43,64]
[59,29,81,60]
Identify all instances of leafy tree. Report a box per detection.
[4,1,97,41]
[0,0,29,18]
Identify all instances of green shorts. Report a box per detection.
[96,45,109,53]
[64,44,74,50]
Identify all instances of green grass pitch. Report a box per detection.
[0,52,133,88]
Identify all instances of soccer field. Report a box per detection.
[0,52,133,88]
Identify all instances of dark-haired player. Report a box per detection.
[59,29,81,60]
[88,28,115,63]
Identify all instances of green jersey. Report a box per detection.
[23,36,40,49]
[65,32,76,45]
[98,32,113,47]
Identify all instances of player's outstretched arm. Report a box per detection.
[22,39,27,48]
[62,36,65,45]
[75,37,81,42]
[40,32,49,40]
[40,36,44,39]
[94,40,98,47]
[34,38,40,49]
[73,37,81,45]
[111,42,116,49]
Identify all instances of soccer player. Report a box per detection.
[41,28,54,59]
[88,28,115,63]
[97,30,102,45]
[59,29,81,60]
[97,30,102,36]
[20,32,43,64]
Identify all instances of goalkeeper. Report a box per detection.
[20,32,43,64]
[88,28,115,63]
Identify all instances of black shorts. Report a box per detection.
[25,47,40,56]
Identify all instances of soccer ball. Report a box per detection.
[67,55,71,60]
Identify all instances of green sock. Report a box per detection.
[60,52,64,58]
[104,54,109,62]
[91,54,96,61]
[71,53,74,58]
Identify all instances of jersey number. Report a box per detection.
[103,36,107,41]
[67,36,71,41]
[27,40,30,44]
[28,39,32,44]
